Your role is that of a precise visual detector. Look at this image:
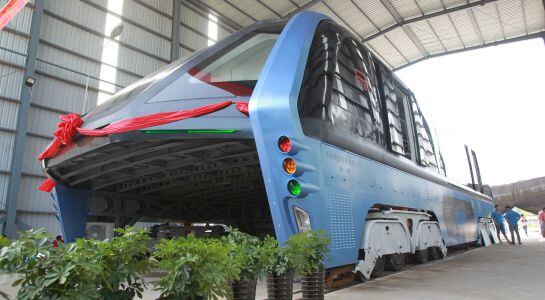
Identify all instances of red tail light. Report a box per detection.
[278,136,292,153]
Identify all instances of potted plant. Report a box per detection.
[95,227,151,299]
[0,235,9,249]
[261,236,295,300]
[0,227,150,300]
[153,234,239,300]
[222,229,266,300]
[285,230,330,300]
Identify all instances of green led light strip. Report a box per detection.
[141,129,238,134]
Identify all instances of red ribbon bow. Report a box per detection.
[38,101,249,192]
[37,114,82,161]
[54,113,83,145]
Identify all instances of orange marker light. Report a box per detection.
[283,157,297,174]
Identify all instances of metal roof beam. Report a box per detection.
[170,0,181,61]
[322,1,362,39]
[184,0,243,30]
[410,0,447,52]
[347,0,401,68]
[403,26,430,57]
[378,0,425,61]
[466,5,485,45]
[379,0,403,23]
[494,2,506,40]
[427,21,447,52]
[287,0,323,17]
[437,0,464,46]
[394,30,545,71]
[521,0,528,35]
[224,0,258,23]
[289,0,300,8]
[363,0,497,42]
[255,0,282,18]
[320,1,410,64]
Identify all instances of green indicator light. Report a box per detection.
[141,129,238,134]
[287,179,302,196]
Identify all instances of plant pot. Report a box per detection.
[231,279,257,300]
[301,269,325,300]
[267,270,294,300]
[156,296,205,300]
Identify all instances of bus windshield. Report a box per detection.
[188,33,279,96]
[84,22,284,122]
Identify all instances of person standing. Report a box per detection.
[538,208,545,238]
[503,206,521,245]
[491,205,510,243]
[519,214,528,236]
[52,235,64,248]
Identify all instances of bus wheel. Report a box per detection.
[415,249,428,264]
[355,271,367,282]
[371,256,385,278]
[429,246,439,260]
[386,253,405,271]
[429,246,446,260]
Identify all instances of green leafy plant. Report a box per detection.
[154,235,239,300]
[0,229,102,299]
[261,236,293,276]
[0,236,9,249]
[222,228,267,282]
[0,235,13,300]
[285,230,330,276]
[94,227,151,299]
[0,227,150,300]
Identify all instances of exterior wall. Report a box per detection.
[0,0,236,235]
[0,0,33,214]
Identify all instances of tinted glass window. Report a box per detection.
[188,33,279,96]
[85,21,285,120]
[298,21,383,148]
[85,56,189,118]
[411,97,439,172]
[379,67,411,157]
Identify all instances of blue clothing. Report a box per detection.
[503,210,521,226]
[491,211,505,224]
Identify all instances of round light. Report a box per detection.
[278,136,292,153]
[283,157,297,174]
[287,179,301,196]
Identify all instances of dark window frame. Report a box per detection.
[376,64,414,159]
[297,21,385,150]
[409,95,441,173]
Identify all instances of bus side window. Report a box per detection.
[410,97,440,172]
[379,67,411,158]
[366,52,384,145]
[298,21,384,149]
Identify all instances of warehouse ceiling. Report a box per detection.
[186,0,545,70]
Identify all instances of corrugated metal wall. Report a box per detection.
[0,0,236,234]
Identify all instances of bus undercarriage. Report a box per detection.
[46,136,274,237]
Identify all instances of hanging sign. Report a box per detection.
[354,68,369,92]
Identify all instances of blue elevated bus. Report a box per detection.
[42,11,495,277]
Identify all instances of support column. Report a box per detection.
[170,0,181,61]
[3,0,44,238]
[52,185,90,243]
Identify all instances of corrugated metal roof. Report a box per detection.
[195,0,545,70]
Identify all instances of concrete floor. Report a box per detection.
[326,232,545,300]
[1,233,543,299]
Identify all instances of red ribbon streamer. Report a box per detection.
[0,0,29,31]
[39,101,249,192]
[38,178,57,192]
